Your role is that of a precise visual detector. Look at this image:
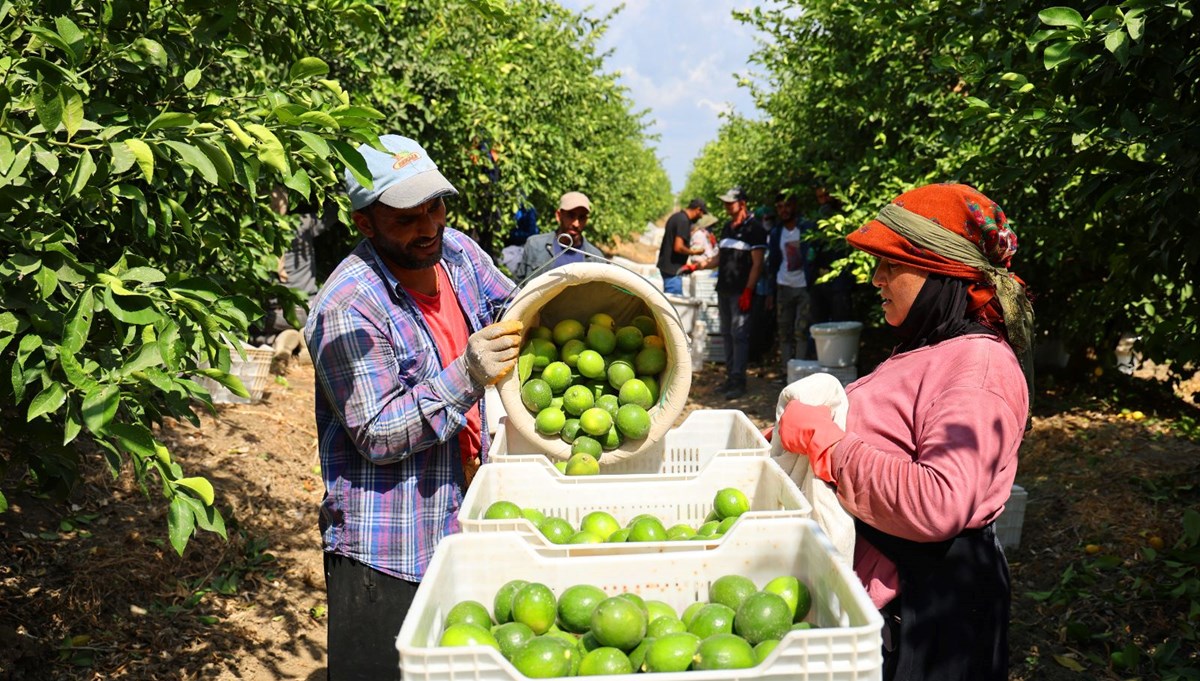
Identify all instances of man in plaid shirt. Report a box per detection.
[304,134,521,679]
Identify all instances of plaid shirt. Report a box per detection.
[304,229,515,581]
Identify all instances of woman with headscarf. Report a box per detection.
[777,183,1034,681]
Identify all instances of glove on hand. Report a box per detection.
[679,263,696,275]
[463,320,524,387]
[738,287,753,312]
[779,400,845,483]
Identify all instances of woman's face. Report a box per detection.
[872,258,929,326]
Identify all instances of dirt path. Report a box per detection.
[3,355,1198,680]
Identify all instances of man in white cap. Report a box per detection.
[304,134,523,680]
[513,190,606,282]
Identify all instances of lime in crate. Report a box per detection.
[488,409,770,476]
[459,456,810,556]
[397,517,883,681]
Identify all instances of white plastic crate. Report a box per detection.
[488,409,769,475]
[397,518,883,680]
[194,343,273,404]
[665,293,702,335]
[996,484,1027,550]
[706,332,725,363]
[459,456,811,555]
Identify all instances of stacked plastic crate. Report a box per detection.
[689,270,724,363]
[395,409,885,680]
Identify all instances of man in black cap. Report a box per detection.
[714,187,768,399]
[657,198,707,295]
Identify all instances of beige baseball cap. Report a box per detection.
[558,191,591,212]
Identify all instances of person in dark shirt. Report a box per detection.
[714,187,768,399]
[657,198,707,294]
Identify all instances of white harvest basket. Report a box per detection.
[488,409,770,476]
[459,456,811,555]
[397,518,883,680]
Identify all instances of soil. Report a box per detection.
[2,343,1198,680]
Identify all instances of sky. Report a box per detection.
[555,0,767,195]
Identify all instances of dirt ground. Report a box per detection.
[2,340,1199,680]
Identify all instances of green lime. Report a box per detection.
[586,324,617,355]
[696,520,721,536]
[627,636,655,672]
[627,516,667,542]
[606,360,636,390]
[571,436,602,459]
[578,407,613,436]
[617,378,654,410]
[529,338,558,369]
[439,622,499,649]
[483,500,522,520]
[686,603,735,638]
[557,584,608,633]
[535,406,566,435]
[615,592,648,618]
[713,487,750,520]
[549,396,563,411]
[595,394,621,419]
[560,418,583,443]
[494,579,529,624]
[634,346,667,375]
[560,338,587,368]
[590,596,647,651]
[562,385,595,416]
[521,378,553,413]
[639,375,660,402]
[510,636,575,678]
[680,602,705,628]
[538,516,574,545]
[554,460,568,473]
[762,575,802,621]
[614,326,644,353]
[580,511,621,541]
[665,523,695,540]
[578,646,633,676]
[600,425,623,450]
[568,530,603,543]
[493,621,535,660]
[794,579,812,622]
[646,616,687,638]
[576,349,606,379]
[615,403,651,439]
[734,591,792,645]
[630,315,657,337]
[717,516,738,534]
[512,583,558,635]
[564,452,600,476]
[606,528,630,543]
[691,633,756,671]
[709,574,757,612]
[578,631,602,653]
[521,508,546,526]
[791,621,814,630]
[754,639,780,663]
[644,632,701,673]
[643,335,664,349]
[626,513,658,528]
[553,319,586,346]
[530,326,554,341]
[588,312,615,331]
[445,600,493,629]
[541,361,574,394]
[645,600,677,624]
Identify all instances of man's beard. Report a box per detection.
[376,226,445,270]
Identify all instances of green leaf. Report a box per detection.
[133,37,167,68]
[162,141,219,185]
[177,476,215,505]
[108,141,134,175]
[66,150,95,197]
[222,118,255,149]
[63,400,82,445]
[1038,7,1084,29]
[157,321,180,371]
[123,138,155,181]
[1104,29,1128,54]
[120,342,163,376]
[102,287,160,324]
[33,84,63,132]
[25,25,76,63]
[195,368,250,398]
[167,495,195,555]
[288,56,330,81]
[33,144,60,175]
[331,140,371,188]
[1053,655,1085,671]
[119,266,166,284]
[57,347,96,390]
[81,384,119,433]
[290,130,331,158]
[0,491,7,513]
[27,382,67,421]
[53,16,86,62]
[243,124,289,175]
[1125,13,1145,40]
[33,265,57,299]
[297,111,339,129]
[183,68,202,90]
[62,87,84,140]
[146,112,195,131]
[194,140,235,183]
[1043,41,1075,70]
[107,422,157,459]
[63,289,95,354]
[283,168,311,198]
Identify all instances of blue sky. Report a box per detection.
[556,0,767,195]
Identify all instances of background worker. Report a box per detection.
[304,134,522,680]
[657,198,707,294]
[713,186,768,400]
[514,191,605,281]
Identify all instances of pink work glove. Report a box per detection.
[778,401,845,483]
[738,287,753,312]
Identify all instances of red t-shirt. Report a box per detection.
[405,264,483,468]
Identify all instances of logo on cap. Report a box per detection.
[392,152,421,170]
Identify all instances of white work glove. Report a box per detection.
[463,320,524,388]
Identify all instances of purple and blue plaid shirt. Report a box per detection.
[304,229,515,581]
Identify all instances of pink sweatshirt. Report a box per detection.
[830,334,1028,608]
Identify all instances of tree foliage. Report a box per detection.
[0,0,669,551]
[693,0,1198,376]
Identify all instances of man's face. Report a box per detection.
[775,198,797,222]
[352,197,447,270]
[723,200,743,218]
[555,207,589,247]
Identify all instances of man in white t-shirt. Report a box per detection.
[772,193,812,377]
